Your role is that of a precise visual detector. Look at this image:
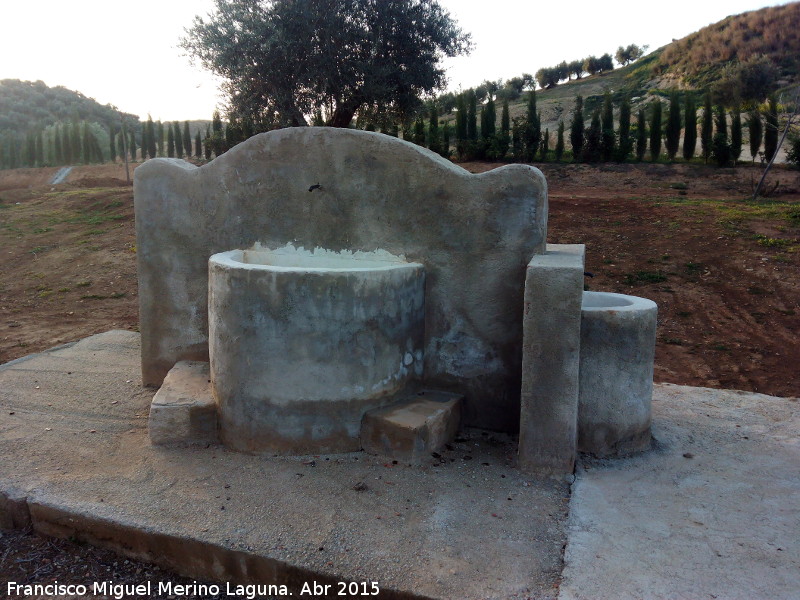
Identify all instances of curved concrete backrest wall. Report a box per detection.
[134,127,548,431]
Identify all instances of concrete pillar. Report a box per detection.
[519,244,585,476]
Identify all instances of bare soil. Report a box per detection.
[2,160,799,398]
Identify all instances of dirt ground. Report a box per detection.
[2,159,798,399]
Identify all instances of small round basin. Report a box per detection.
[579,291,657,457]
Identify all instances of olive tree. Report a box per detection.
[182,0,471,128]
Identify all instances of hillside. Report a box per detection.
[658,2,800,87]
[0,79,139,134]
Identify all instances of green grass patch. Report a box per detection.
[754,234,792,249]
[80,291,126,300]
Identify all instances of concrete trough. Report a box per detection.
[208,244,425,455]
[578,291,657,456]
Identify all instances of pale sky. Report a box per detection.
[0,0,793,121]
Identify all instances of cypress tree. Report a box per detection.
[483,97,496,138]
[511,120,522,161]
[636,108,647,161]
[683,95,697,161]
[701,92,713,163]
[501,99,510,137]
[665,92,681,160]
[55,125,64,165]
[617,96,632,162]
[525,90,540,161]
[60,126,69,164]
[649,100,662,161]
[183,121,192,156]
[498,99,510,161]
[204,125,212,160]
[467,91,477,142]
[82,123,91,164]
[167,126,175,158]
[441,121,450,158]
[147,117,157,159]
[540,128,550,161]
[600,92,615,161]
[108,128,115,163]
[712,104,730,166]
[748,110,762,162]
[455,94,467,141]
[428,104,440,154]
[764,95,778,162]
[555,120,565,161]
[413,118,425,146]
[195,131,202,158]
[156,121,164,157]
[730,106,742,165]
[570,95,585,161]
[174,122,183,158]
[35,131,44,166]
[71,122,81,164]
[584,109,601,162]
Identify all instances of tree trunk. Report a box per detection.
[330,105,358,128]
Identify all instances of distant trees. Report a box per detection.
[615,44,647,66]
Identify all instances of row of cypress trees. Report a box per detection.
[0,121,106,169]
[401,89,781,167]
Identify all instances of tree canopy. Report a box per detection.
[182,0,472,128]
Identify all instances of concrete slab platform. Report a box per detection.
[559,384,800,600]
[2,331,798,599]
[0,331,567,600]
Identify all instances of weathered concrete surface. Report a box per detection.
[519,244,585,476]
[134,128,548,431]
[149,360,217,446]
[0,331,567,600]
[560,384,800,600]
[209,246,425,454]
[578,291,657,456]
[361,391,462,463]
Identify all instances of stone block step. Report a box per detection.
[360,390,462,463]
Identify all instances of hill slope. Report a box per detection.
[657,2,800,86]
[0,79,139,135]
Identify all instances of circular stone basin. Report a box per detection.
[578,291,657,457]
[208,245,425,454]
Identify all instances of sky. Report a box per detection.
[0,0,793,122]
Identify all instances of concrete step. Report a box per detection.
[360,390,463,463]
